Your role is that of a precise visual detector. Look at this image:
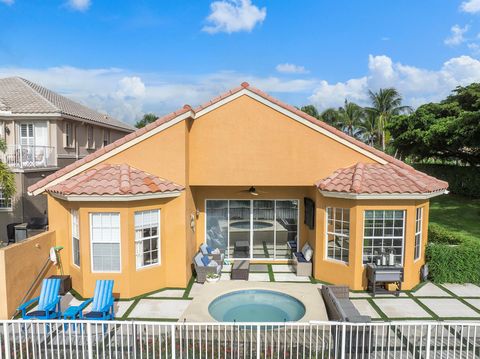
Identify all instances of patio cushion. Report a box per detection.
[304,247,313,262]
[84,311,104,319]
[294,252,307,262]
[194,253,204,267]
[26,310,46,317]
[207,259,218,267]
[301,243,311,257]
[201,255,211,266]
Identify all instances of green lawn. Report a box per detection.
[429,194,480,242]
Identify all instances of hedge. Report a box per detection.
[426,224,480,284]
[413,164,480,198]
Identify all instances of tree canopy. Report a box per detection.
[388,83,480,165]
[134,113,158,129]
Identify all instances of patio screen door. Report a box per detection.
[206,199,298,260]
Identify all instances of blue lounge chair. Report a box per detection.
[78,280,115,320]
[18,278,62,319]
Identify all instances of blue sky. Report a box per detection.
[1,0,480,124]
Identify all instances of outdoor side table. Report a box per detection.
[366,264,404,297]
[231,260,250,280]
[63,305,83,320]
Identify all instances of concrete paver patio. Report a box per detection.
[52,265,480,322]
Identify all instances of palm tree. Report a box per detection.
[366,88,412,151]
[322,100,365,137]
[356,111,378,147]
[134,113,158,129]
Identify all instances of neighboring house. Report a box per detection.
[0,77,134,241]
[28,82,447,298]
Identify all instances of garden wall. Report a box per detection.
[0,231,56,319]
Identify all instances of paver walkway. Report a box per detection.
[55,264,480,322]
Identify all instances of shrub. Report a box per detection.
[426,241,480,284]
[428,223,463,245]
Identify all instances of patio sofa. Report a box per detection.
[293,243,313,276]
[320,285,370,322]
[193,252,223,283]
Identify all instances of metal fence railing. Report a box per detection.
[0,320,478,358]
[0,145,56,169]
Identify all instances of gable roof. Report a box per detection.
[316,163,448,198]
[28,82,438,196]
[0,77,134,132]
[47,163,183,200]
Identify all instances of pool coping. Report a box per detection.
[178,281,328,322]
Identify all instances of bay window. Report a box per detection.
[363,210,405,265]
[90,212,121,272]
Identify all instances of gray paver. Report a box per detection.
[374,298,431,318]
[419,298,480,318]
[411,282,451,297]
[274,273,310,282]
[351,299,381,319]
[441,283,480,297]
[149,289,185,298]
[128,299,191,319]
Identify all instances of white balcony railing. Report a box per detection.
[0,320,478,358]
[0,145,56,169]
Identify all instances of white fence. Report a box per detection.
[0,320,478,358]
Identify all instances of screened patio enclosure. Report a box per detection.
[205,199,299,260]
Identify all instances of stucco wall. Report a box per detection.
[0,230,56,319]
[314,195,429,290]
[189,95,378,186]
[48,195,188,299]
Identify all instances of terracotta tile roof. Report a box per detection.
[316,163,448,195]
[28,82,441,194]
[0,77,134,131]
[47,163,184,196]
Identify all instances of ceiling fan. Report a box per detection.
[238,186,267,196]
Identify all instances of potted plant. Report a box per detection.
[206,273,220,283]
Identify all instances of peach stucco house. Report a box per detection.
[27,82,448,298]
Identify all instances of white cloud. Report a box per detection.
[203,0,266,34]
[0,0,14,5]
[2,54,480,123]
[275,63,309,74]
[444,24,469,46]
[309,54,480,110]
[461,0,480,13]
[67,0,91,12]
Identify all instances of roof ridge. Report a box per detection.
[351,163,365,193]
[15,77,61,113]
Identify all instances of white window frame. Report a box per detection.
[86,125,94,149]
[134,209,161,270]
[65,122,74,148]
[0,189,12,211]
[90,212,121,273]
[325,207,350,264]
[363,210,406,265]
[414,207,423,261]
[71,209,80,267]
[204,199,299,260]
[19,123,35,147]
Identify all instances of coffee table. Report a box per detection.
[231,260,250,280]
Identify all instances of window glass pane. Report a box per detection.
[91,213,121,271]
[275,200,298,260]
[134,210,160,268]
[363,210,405,265]
[326,207,350,263]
